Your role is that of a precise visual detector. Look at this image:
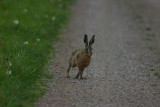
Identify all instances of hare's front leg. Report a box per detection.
[79,68,86,80]
[76,67,83,79]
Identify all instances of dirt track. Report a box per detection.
[36,0,160,106]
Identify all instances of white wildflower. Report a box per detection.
[37,38,40,42]
[24,9,28,12]
[6,70,12,75]
[13,20,19,25]
[9,61,12,66]
[18,53,20,57]
[52,16,56,21]
[24,41,28,45]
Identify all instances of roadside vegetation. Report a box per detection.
[0,0,74,106]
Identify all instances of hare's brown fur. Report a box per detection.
[66,34,95,79]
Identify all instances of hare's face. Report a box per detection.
[84,34,95,56]
[86,46,93,56]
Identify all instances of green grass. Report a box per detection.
[145,37,152,41]
[148,46,154,51]
[125,0,143,23]
[151,68,156,71]
[0,0,74,106]
[146,33,155,38]
[146,27,152,31]
[154,72,160,78]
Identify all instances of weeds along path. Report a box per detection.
[37,0,160,106]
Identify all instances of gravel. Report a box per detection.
[36,0,160,106]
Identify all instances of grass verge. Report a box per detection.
[0,0,74,106]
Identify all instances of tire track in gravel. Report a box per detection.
[36,0,160,106]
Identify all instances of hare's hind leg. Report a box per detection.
[76,67,81,79]
[66,64,71,78]
[76,72,80,79]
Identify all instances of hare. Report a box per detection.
[66,34,95,79]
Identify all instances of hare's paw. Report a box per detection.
[67,75,71,79]
[80,77,87,80]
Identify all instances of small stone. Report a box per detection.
[73,81,77,83]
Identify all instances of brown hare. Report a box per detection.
[66,34,95,79]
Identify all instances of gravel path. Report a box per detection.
[36,0,160,106]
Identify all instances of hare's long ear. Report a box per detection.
[89,35,95,46]
[84,34,88,47]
